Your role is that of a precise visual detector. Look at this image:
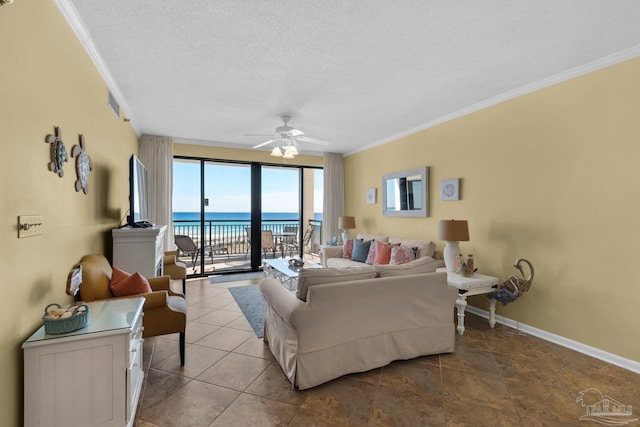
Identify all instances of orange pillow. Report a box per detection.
[110,267,152,297]
[373,241,394,265]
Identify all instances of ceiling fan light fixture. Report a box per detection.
[270,146,283,157]
[285,145,298,156]
[282,147,298,159]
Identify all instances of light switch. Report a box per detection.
[18,215,43,238]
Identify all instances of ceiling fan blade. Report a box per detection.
[288,128,304,137]
[252,138,280,149]
[295,136,329,145]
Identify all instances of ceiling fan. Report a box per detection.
[249,115,329,158]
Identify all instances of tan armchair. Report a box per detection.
[164,250,187,294]
[67,254,186,365]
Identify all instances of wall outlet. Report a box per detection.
[18,215,43,238]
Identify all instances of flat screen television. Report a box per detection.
[127,155,153,228]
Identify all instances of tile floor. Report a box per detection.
[135,277,640,426]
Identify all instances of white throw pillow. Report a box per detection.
[388,237,436,258]
[374,256,438,278]
[296,266,376,301]
[356,233,389,243]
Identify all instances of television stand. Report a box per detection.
[131,220,154,228]
[112,225,166,277]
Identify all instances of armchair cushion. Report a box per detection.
[110,267,152,297]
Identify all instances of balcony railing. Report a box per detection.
[172,218,323,273]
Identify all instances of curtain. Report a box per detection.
[322,153,345,244]
[139,134,174,251]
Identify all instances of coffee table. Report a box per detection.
[264,258,322,291]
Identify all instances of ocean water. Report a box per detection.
[173,212,323,242]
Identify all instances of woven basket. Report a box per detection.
[43,303,90,334]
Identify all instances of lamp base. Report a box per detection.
[341,230,350,244]
[443,241,461,273]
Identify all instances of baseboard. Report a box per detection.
[465,306,640,375]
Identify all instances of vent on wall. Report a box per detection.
[108,90,120,118]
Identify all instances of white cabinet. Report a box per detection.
[112,225,166,277]
[23,298,145,427]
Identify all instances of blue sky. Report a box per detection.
[172,161,323,213]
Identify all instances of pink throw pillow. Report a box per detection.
[365,240,377,264]
[343,239,354,259]
[390,246,417,265]
[110,267,152,297]
[373,241,394,265]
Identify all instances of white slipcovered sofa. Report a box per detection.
[320,232,445,269]
[259,259,458,389]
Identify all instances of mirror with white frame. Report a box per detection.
[382,167,429,217]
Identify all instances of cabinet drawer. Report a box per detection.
[126,347,144,424]
[128,315,143,366]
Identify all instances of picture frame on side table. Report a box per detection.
[440,178,460,201]
[366,188,377,204]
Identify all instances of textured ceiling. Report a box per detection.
[59,0,640,156]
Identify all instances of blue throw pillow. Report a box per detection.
[351,239,372,263]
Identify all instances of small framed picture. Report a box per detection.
[440,178,460,201]
[366,188,377,204]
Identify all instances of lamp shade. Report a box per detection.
[338,216,356,230]
[437,220,469,241]
[270,146,283,157]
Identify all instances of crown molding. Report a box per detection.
[347,45,640,157]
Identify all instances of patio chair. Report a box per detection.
[174,235,212,266]
[210,239,229,259]
[286,224,314,256]
[282,225,298,257]
[261,230,279,259]
[244,227,251,259]
[301,225,315,254]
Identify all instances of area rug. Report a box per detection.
[209,271,266,284]
[227,285,265,338]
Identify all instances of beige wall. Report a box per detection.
[345,56,640,363]
[1,1,138,424]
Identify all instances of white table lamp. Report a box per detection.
[338,216,356,244]
[437,219,469,272]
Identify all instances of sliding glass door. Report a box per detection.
[173,156,322,277]
[261,166,301,260]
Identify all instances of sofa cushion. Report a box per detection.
[351,239,372,263]
[110,267,152,296]
[390,245,417,265]
[388,237,436,258]
[296,265,376,301]
[374,256,438,277]
[326,258,365,268]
